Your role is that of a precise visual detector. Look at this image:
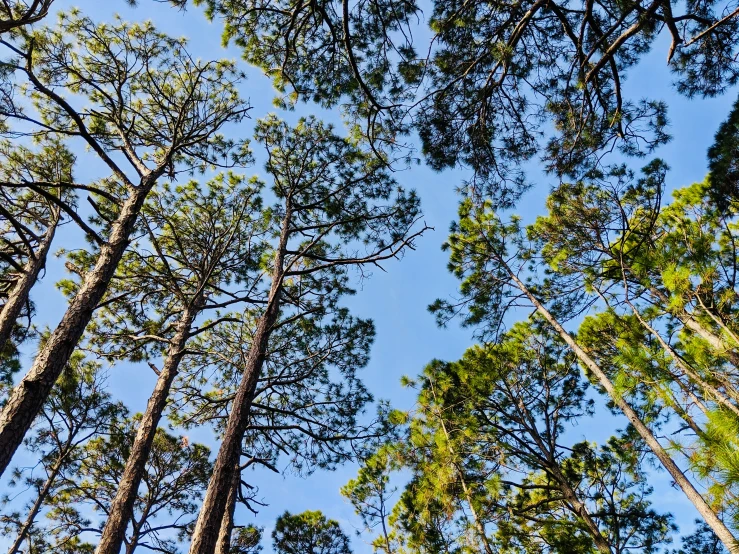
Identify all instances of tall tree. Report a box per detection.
[360,321,673,554]
[0,12,250,476]
[528,157,739,515]
[188,115,424,554]
[272,511,352,554]
[431,197,739,550]
[173,303,388,550]
[0,139,75,356]
[58,173,265,554]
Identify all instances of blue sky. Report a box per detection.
[4,0,739,552]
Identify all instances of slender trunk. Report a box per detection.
[0,181,153,477]
[681,314,739,369]
[639,280,739,368]
[511,386,613,553]
[694,293,739,349]
[628,304,739,417]
[96,304,197,554]
[125,531,139,554]
[0,211,58,348]
[214,461,240,554]
[189,210,291,554]
[546,463,613,554]
[507,269,739,552]
[6,452,65,554]
[672,397,706,438]
[125,499,154,554]
[428,381,496,554]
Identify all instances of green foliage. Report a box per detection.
[170,115,422,478]
[272,510,352,554]
[341,445,402,553]
[230,525,264,554]
[47,414,212,554]
[416,0,737,202]
[62,171,267,363]
[708,94,739,209]
[346,322,674,553]
[187,0,420,149]
[0,350,124,554]
[675,521,729,554]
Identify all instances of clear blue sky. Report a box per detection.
[5,0,739,552]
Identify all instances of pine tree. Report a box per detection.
[47,414,212,554]
[431,197,738,550]
[0,350,124,554]
[362,321,674,554]
[187,115,425,554]
[272,511,352,554]
[0,11,250,476]
[58,173,266,554]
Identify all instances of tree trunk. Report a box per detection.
[189,210,290,554]
[546,463,613,554]
[188,301,279,554]
[0,182,153,477]
[214,461,241,554]
[681,314,739,369]
[0,211,58,349]
[428,380,496,554]
[627,303,739,417]
[636,279,739,368]
[6,452,65,554]
[506,269,739,553]
[95,304,197,554]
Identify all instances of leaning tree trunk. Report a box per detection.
[546,462,613,554]
[628,302,739,417]
[6,447,67,554]
[0,209,59,349]
[0,181,154,477]
[95,304,198,554]
[189,210,290,554]
[505,268,739,553]
[188,294,281,554]
[214,461,241,554]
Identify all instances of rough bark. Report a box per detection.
[188,299,280,554]
[0,182,153,477]
[214,461,240,554]
[0,210,58,349]
[189,210,290,554]
[95,304,197,554]
[506,269,739,553]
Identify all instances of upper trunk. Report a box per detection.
[214,460,240,554]
[189,209,291,554]
[95,303,198,554]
